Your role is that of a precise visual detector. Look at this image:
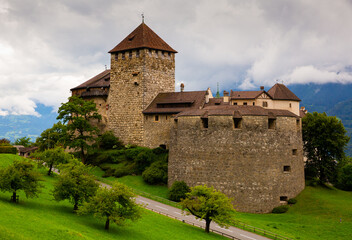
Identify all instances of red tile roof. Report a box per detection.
[71,70,110,91]
[230,90,265,100]
[143,91,207,114]
[109,23,177,53]
[267,83,301,101]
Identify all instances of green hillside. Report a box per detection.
[0,154,225,240]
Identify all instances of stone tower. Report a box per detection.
[108,22,177,146]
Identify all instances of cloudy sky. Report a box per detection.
[1,0,352,117]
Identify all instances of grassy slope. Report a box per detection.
[0,154,225,240]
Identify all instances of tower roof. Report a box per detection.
[267,83,301,101]
[109,23,177,53]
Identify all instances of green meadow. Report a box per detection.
[0,154,226,240]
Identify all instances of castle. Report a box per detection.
[71,22,305,213]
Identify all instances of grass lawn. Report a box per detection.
[91,166,169,199]
[235,185,352,240]
[0,154,225,240]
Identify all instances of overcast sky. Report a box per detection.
[1,0,352,116]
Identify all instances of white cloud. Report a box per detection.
[1,0,352,116]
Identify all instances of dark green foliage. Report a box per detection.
[337,163,352,191]
[303,112,350,183]
[35,122,67,151]
[181,185,236,233]
[57,95,101,163]
[142,161,168,185]
[135,150,154,174]
[0,146,17,154]
[288,198,297,205]
[78,182,141,230]
[0,138,11,145]
[168,181,190,202]
[96,131,123,150]
[152,147,168,155]
[53,160,99,211]
[0,160,42,202]
[14,137,33,147]
[272,205,289,214]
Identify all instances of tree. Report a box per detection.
[180,185,235,233]
[33,146,73,175]
[0,160,42,203]
[78,182,141,230]
[53,160,99,211]
[0,138,11,145]
[168,181,190,202]
[337,163,352,191]
[57,95,101,163]
[35,122,67,151]
[14,136,33,147]
[302,112,350,184]
[96,131,123,150]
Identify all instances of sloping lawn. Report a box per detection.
[0,154,225,240]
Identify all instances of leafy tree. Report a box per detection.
[53,160,99,211]
[35,122,67,151]
[337,163,352,191]
[302,112,350,184]
[168,181,190,202]
[14,137,33,147]
[96,131,123,150]
[0,160,42,203]
[180,185,235,233]
[57,96,101,163]
[0,138,11,146]
[33,146,73,175]
[78,182,141,230]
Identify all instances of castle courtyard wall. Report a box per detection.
[168,115,305,213]
[143,114,174,149]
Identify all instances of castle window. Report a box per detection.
[148,49,152,56]
[129,51,132,59]
[283,166,291,172]
[243,102,247,105]
[201,118,208,129]
[263,101,268,107]
[115,53,118,61]
[233,118,242,129]
[154,115,159,122]
[136,50,140,58]
[289,103,292,108]
[122,52,125,60]
[296,119,300,130]
[280,196,288,202]
[252,102,255,106]
[268,118,276,129]
[233,102,237,105]
[292,149,297,155]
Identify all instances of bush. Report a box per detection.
[168,181,190,202]
[135,150,155,174]
[125,147,150,161]
[97,131,123,150]
[0,138,11,146]
[337,163,352,191]
[142,161,168,185]
[288,198,297,205]
[272,205,289,214]
[0,146,17,154]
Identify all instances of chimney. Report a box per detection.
[180,83,184,92]
[260,86,264,90]
[223,91,229,96]
[223,90,229,102]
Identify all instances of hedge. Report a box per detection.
[0,146,18,154]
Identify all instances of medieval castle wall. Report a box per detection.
[108,49,175,146]
[168,115,305,213]
[143,113,175,148]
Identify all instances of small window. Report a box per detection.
[148,49,152,56]
[201,118,208,129]
[243,102,247,105]
[268,119,276,129]
[122,52,125,60]
[154,115,159,122]
[166,115,168,120]
[129,51,132,59]
[296,119,300,129]
[233,118,242,129]
[289,103,292,108]
[115,53,118,61]
[283,166,291,172]
[280,196,288,202]
[136,50,140,58]
[155,50,158,58]
[262,101,268,107]
[252,102,255,106]
[292,149,297,155]
[233,102,237,105]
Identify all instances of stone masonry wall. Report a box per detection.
[108,49,175,146]
[168,115,305,213]
[143,114,174,148]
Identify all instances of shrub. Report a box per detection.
[135,150,155,174]
[97,131,123,150]
[114,163,135,178]
[0,138,11,146]
[0,146,17,154]
[337,163,352,191]
[168,181,190,202]
[272,205,289,214]
[142,161,168,185]
[125,147,150,161]
[288,198,297,205]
